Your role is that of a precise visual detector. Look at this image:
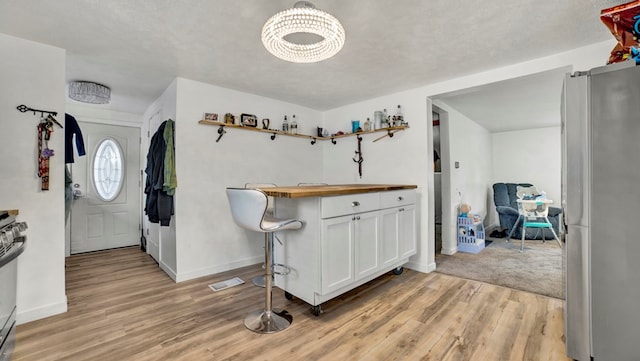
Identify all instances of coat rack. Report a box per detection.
[352,135,363,178]
[16,104,58,118]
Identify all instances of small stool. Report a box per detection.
[226,187,303,333]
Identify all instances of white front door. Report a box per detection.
[70,122,141,254]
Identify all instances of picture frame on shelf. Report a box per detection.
[240,113,257,127]
[204,112,218,121]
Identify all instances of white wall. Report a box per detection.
[0,33,67,323]
[171,78,324,281]
[490,126,561,227]
[65,103,143,127]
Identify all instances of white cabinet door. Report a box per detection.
[380,207,400,268]
[399,204,417,258]
[354,211,380,281]
[321,215,355,293]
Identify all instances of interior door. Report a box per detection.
[143,110,163,263]
[70,122,141,254]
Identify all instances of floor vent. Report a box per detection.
[208,277,245,292]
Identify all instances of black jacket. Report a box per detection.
[65,113,86,164]
[144,121,174,226]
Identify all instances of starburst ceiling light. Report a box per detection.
[261,1,345,63]
[68,81,111,104]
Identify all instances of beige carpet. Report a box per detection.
[435,238,563,299]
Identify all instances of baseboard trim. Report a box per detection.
[441,246,458,255]
[405,261,435,273]
[174,255,263,283]
[160,262,178,282]
[17,297,68,325]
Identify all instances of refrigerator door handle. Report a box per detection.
[562,73,589,228]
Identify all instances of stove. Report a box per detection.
[0,211,26,361]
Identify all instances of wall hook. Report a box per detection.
[331,138,337,145]
[352,135,364,178]
[16,104,58,118]
[311,138,317,145]
[271,133,277,140]
[216,125,226,142]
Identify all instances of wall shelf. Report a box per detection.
[198,119,409,143]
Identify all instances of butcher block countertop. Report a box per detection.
[260,184,417,198]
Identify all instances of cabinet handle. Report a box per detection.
[397,196,403,201]
[399,208,404,212]
[352,216,356,221]
[351,201,360,207]
[356,216,361,220]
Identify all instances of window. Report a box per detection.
[92,138,124,202]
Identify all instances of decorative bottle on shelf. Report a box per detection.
[395,105,404,126]
[374,111,383,130]
[282,115,289,132]
[364,117,371,131]
[290,114,298,134]
[382,108,389,128]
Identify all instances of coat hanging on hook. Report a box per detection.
[64,113,85,164]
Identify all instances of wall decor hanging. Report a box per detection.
[16,104,62,190]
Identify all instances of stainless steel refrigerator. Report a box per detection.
[562,60,640,361]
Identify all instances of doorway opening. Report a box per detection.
[427,67,569,299]
[432,110,442,253]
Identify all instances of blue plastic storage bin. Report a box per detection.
[457,216,485,254]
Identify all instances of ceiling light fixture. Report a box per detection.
[68,81,111,104]
[261,1,345,63]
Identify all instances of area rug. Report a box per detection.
[435,238,563,299]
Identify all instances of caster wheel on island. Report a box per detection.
[284,291,294,300]
[312,305,322,317]
[392,266,404,275]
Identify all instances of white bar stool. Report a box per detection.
[244,183,278,288]
[226,187,303,333]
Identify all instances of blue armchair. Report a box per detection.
[493,183,561,240]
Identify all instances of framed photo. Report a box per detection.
[240,113,258,127]
[204,112,218,121]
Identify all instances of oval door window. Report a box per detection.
[92,138,124,202]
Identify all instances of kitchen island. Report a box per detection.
[262,184,417,316]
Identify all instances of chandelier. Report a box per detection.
[261,1,345,63]
[68,81,111,104]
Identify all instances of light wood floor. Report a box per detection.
[15,247,570,361]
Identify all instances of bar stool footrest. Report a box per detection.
[272,263,290,275]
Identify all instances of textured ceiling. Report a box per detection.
[0,0,627,115]
[434,67,571,133]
